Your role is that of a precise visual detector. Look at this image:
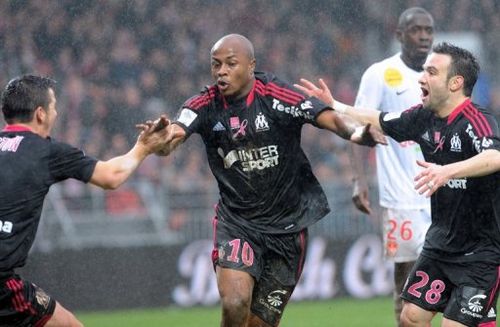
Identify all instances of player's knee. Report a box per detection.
[220,293,251,313]
[400,305,421,327]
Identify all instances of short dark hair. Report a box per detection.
[432,42,479,97]
[1,74,57,124]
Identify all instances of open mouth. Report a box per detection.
[421,87,429,100]
[217,80,229,91]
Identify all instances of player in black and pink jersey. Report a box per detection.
[0,75,168,327]
[297,42,500,327]
[154,33,386,327]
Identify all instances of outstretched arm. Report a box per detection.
[414,149,500,197]
[90,117,170,189]
[294,78,383,130]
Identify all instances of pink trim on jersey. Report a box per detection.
[254,80,304,105]
[3,124,32,132]
[447,98,471,125]
[478,322,496,327]
[6,278,37,315]
[486,266,500,312]
[296,230,307,280]
[463,104,493,137]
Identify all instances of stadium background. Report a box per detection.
[0,0,499,322]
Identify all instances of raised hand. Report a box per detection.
[294,78,334,106]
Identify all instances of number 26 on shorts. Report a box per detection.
[388,219,413,241]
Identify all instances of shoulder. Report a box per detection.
[254,71,305,105]
[460,102,497,137]
[183,85,219,111]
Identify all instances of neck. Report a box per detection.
[435,96,469,118]
[400,53,425,72]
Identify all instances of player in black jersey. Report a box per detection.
[296,43,500,327]
[154,34,386,327]
[0,75,168,327]
[414,148,500,197]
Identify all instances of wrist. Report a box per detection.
[332,100,349,114]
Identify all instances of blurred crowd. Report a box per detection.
[0,0,498,223]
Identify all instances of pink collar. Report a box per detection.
[2,124,33,132]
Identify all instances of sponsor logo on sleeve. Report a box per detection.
[271,99,313,120]
[382,112,402,121]
[177,108,198,127]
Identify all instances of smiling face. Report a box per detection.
[419,53,453,114]
[210,35,256,100]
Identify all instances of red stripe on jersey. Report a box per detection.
[6,278,36,314]
[255,80,266,96]
[246,79,257,107]
[266,82,304,104]
[463,105,492,137]
[447,98,470,124]
[187,87,217,110]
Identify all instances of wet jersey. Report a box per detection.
[173,72,331,234]
[380,99,500,263]
[0,126,97,271]
[355,53,429,210]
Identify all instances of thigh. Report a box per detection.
[250,229,308,326]
[383,208,431,262]
[0,274,56,327]
[401,255,451,313]
[444,263,500,327]
[212,217,263,279]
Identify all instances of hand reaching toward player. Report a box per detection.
[294,78,334,106]
[414,160,448,197]
[135,115,170,155]
[350,124,387,147]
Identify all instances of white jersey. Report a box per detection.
[355,53,430,210]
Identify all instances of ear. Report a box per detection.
[395,29,403,43]
[449,75,464,92]
[34,106,46,124]
[249,59,256,76]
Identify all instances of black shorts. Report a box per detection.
[212,216,308,326]
[401,255,500,327]
[0,273,56,327]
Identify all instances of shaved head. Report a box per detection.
[211,34,255,60]
[398,7,433,30]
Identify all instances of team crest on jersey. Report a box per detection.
[450,133,462,152]
[255,112,270,132]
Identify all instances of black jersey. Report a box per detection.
[0,126,97,271]
[380,99,500,263]
[174,72,331,234]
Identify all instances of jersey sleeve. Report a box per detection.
[379,105,426,142]
[265,74,331,127]
[173,88,214,137]
[354,64,383,109]
[467,110,500,154]
[48,140,98,183]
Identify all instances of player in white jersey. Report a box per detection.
[350,7,434,326]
